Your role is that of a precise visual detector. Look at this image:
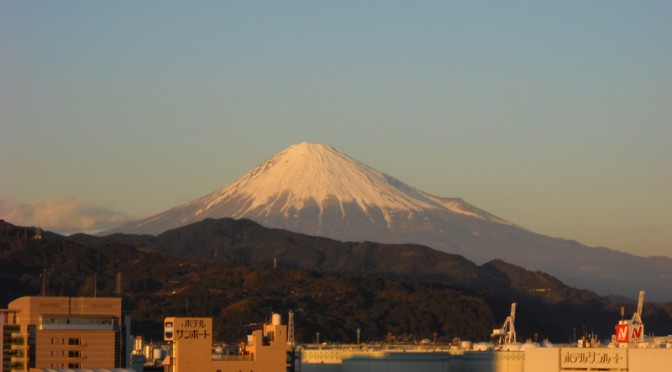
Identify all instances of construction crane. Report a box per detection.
[632,290,645,325]
[491,303,517,346]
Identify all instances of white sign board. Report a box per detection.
[560,348,627,370]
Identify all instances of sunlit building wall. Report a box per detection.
[7,296,122,370]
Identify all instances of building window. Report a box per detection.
[68,338,82,346]
[68,363,81,368]
[68,350,81,358]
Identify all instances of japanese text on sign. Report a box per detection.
[176,319,210,340]
[560,349,626,369]
[181,319,208,328]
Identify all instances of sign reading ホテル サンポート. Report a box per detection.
[175,318,210,340]
[560,348,627,370]
[164,317,212,342]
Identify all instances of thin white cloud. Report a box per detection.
[0,196,129,235]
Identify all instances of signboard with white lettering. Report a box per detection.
[560,348,627,370]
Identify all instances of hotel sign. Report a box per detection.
[560,348,627,370]
[164,317,212,342]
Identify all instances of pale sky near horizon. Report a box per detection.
[1,1,670,257]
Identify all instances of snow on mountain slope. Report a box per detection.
[195,143,505,221]
[199,142,441,218]
[105,142,511,236]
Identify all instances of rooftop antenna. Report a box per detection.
[41,269,48,296]
[288,310,295,346]
[115,272,122,297]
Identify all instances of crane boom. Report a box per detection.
[633,290,645,325]
[636,290,645,318]
[506,303,517,344]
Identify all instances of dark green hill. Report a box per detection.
[3,219,671,343]
[1,220,502,342]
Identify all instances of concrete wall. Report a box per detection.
[628,348,672,371]
[9,296,121,325]
[524,346,672,372]
[35,329,115,369]
[523,348,559,372]
[345,359,453,372]
[303,351,525,372]
[302,347,672,372]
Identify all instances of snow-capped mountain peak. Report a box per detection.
[201,142,439,217]
[103,142,509,236]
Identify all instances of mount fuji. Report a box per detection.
[109,142,510,241]
[104,142,672,301]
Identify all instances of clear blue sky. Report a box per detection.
[1,1,670,257]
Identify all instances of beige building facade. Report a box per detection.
[1,309,25,371]
[164,314,289,372]
[5,296,123,371]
